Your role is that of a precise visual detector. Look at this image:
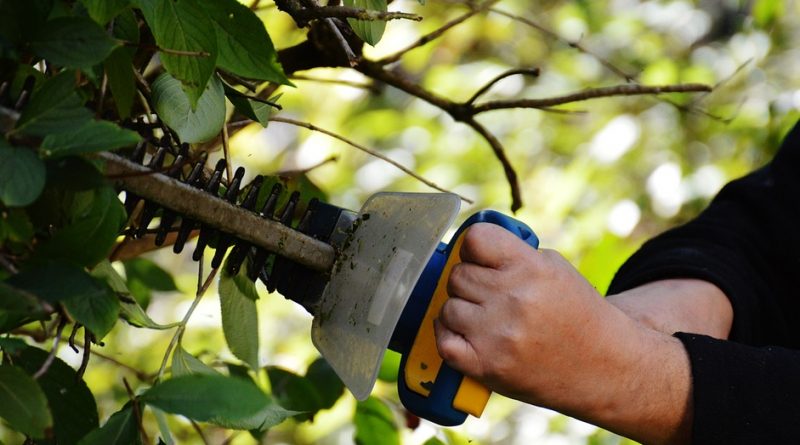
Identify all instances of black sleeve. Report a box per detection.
[606,122,800,443]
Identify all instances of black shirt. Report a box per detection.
[607,122,800,443]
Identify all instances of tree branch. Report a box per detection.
[293,5,421,23]
[471,83,712,113]
[377,0,501,65]
[268,116,474,204]
[486,7,638,82]
[466,67,540,105]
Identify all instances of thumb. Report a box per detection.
[434,318,482,377]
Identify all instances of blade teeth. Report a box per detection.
[121,145,315,284]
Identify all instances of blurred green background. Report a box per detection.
[4,0,799,443]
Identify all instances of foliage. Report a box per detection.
[0,0,798,444]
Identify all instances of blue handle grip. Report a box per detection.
[393,210,539,425]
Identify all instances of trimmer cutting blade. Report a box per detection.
[311,192,460,400]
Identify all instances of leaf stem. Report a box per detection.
[155,262,219,382]
[33,316,66,379]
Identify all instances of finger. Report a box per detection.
[459,223,531,269]
[447,262,497,305]
[434,319,480,376]
[439,297,482,335]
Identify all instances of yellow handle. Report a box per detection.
[404,233,491,417]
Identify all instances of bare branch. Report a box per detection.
[464,118,522,212]
[324,18,358,67]
[269,116,474,204]
[377,0,501,65]
[33,317,66,379]
[275,155,339,176]
[76,330,92,379]
[472,83,712,114]
[290,74,379,92]
[123,377,151,444]
[467,68,540,105]
[487,7,638,82]
[292,5,421,22]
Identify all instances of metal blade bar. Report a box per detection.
[99,151,336,272]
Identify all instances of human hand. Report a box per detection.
[434,223,616,407]
[434,223,693,445]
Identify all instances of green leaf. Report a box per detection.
[224,83,279,127]
[0,140,46,207]
[9,262,120,339]
[171,345,220,377]
[305,358,345,410]
[91,260,177,330]
[0,337,28,354]
[343,0,388,46]
[80,0,130,25]
[151,72,225,143]
[30,17,120,68]
[422,437,446,445]
[354,397,399,445]
[141,374,294,430]
[45,157,106,191]
[377,349,400,383]
[0,1,53,46]
[104,47,136,119]
[15,71,93,137]
[122,257,178,308]
[267,367,322,421]
[1,208,34,244]
[218,261,260,370]
[122,258,177,292]
[0,365,52,438]
[40,120,141,158]
[0,281,47,333]
[203,0,291,85]
[77,404,141,445]
[11,346,99,445]
[62,286,119,340]
[8,262,100,303]
[133,0,217,106]
[33,185,127,268]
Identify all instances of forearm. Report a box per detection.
[606,278,733,339]
[537,301,693,445]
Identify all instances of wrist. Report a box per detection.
[547,303,693,445]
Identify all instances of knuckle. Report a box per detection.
[461,225,489,256]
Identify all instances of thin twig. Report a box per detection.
[471,83,712,113]
[464,117,522,212]
[378,0,501,65]
[123,377,151,444]
[275,155,339,176]
[290,74,378,92]
[0,254,18,274]
[68,323,80,353]
[324,18,357,67]
[33,317,66,379]
[466,68,540,105]
[67,337,152,381]
[487,7,638,82]
[269,116,474,203]
[290,5,421,22]
[155,262,219,382]
[222,125,232,186]
[97,73,109,116]
[76,330,92,379]
[190,420,211,445]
